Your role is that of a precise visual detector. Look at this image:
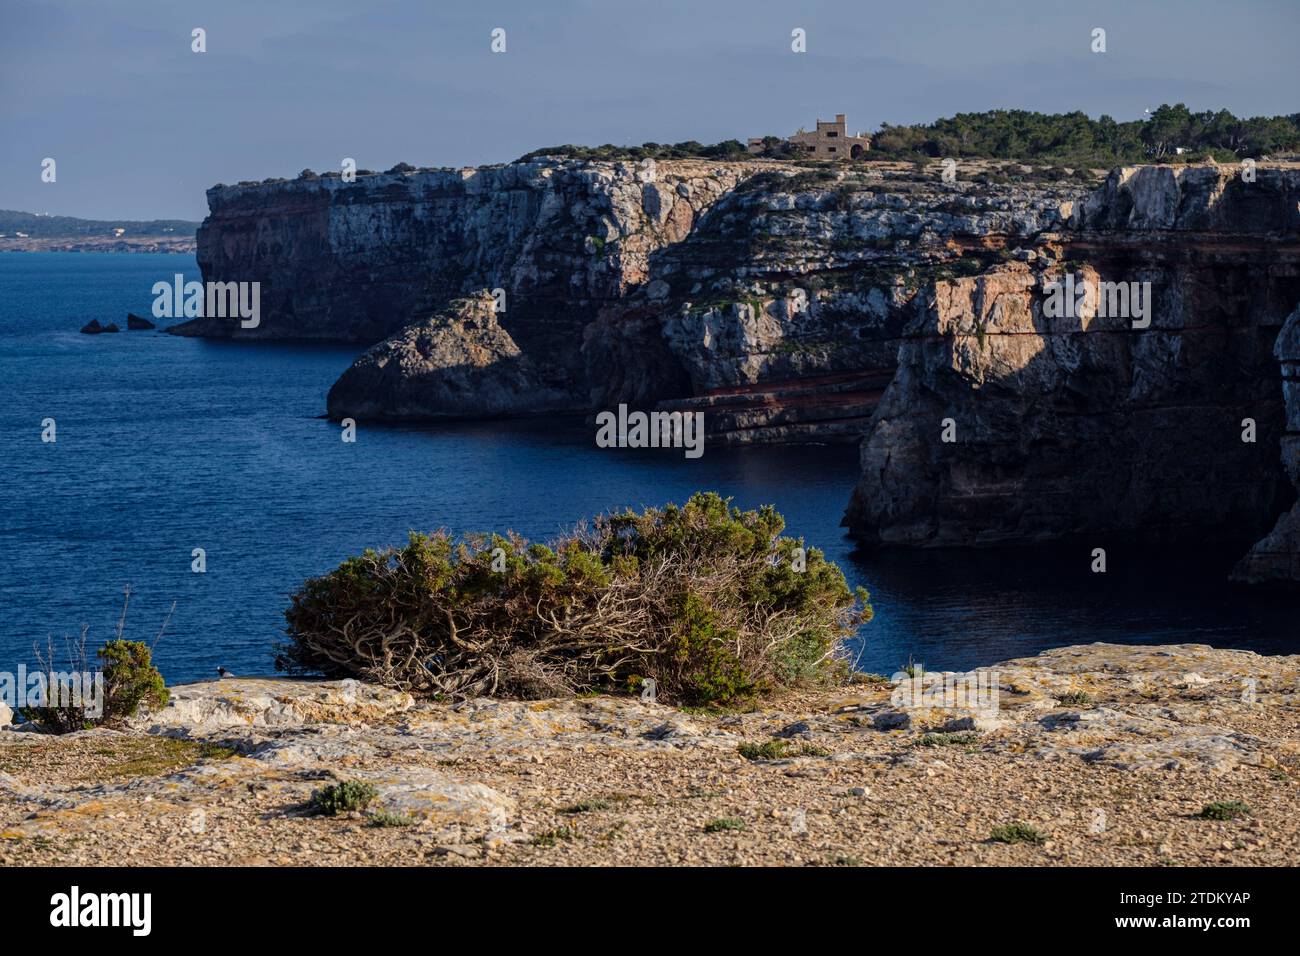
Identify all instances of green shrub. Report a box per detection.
[917,731,979,748]
[99,640,169,722]
[738,740,791,761]
[1199,801,1250,821]
[703,817,746,833]
[366,809,413,828]
[312,780,379,816]
[990,822,1046,845]
[21,588,171,733]
[531,827,574,847]
[1057,690,1094,707]
[279,493,872,707]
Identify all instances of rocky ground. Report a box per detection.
[2,642,1298,867]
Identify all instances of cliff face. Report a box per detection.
[583,167,1080,442]
[325,292,575,420]
[176,159,750,400]
[844,165,1300,551]
[188,155,1300,582]
[1233,303,1300,585]
[188,158,1080,434]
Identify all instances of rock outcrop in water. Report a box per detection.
[326,292,575,420]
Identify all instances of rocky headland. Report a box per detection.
[2,643,1297,866]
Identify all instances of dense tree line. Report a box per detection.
[517,140,750,163]
[869,105,1300,165]
[516,106,1299,168]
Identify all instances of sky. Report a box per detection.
[1,0,1297,221]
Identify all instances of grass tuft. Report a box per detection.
[312,780,379,816]
[989,822,1046,845]
[1198,800,1250,821]
[703,817,746,833]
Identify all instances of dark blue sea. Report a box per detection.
[2,253,1296,685]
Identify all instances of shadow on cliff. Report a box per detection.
[843,256,1300,563]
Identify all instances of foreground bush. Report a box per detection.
[278,493,872,706]
[312,780,378,816]
[22,639,170,733]
[21,588,171,733]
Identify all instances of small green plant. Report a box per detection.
[852,672,891,685]
[797,743,832,757]
[1199,801,1251,821]
[990,822,1046,845]
[917,731,980,748]
[738,740,791,761]
[365,809,413,828]
[531,827,575,847]
[312,780,379,816]
[20,588,172,733]
[704,817,746,833]
[903,655,925,678]
[99,640,169,723]
[1057,690,1095,707]
[197,742,236,760]
[559,799,610,814]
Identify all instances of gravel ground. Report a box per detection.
[2,642,1297,867]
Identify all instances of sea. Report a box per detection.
[1,252,1296,685]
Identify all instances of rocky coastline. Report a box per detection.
[179,157,1300,583]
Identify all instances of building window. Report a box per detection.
[826,131,838,137]
[828,147,836,152]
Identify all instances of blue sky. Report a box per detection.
[2,0,1297,220]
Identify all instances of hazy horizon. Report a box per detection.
[3,0,1297,221]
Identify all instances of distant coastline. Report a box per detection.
[0,209,198,254]
[0,237,196,253]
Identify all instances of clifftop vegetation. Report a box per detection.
[514,105,1300,169]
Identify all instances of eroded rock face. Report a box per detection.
[1233,303,1300,585]
[583,168,1083,443]
[190,158,1082,437]
[175,159,750,403]
[326,293,575,420]
[135,676,414,733]
[845,164,1300,549]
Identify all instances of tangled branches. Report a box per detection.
[278,493,872,706]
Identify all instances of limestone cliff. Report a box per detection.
[325,292,575,420]
[1233,303,1300,585]
[173,159,749,409]
[184,158,1081,434]
[583,166,1080,442]
[185,156,1300,583]
[844,164,1300,554]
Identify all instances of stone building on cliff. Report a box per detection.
[748,114,871,160]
